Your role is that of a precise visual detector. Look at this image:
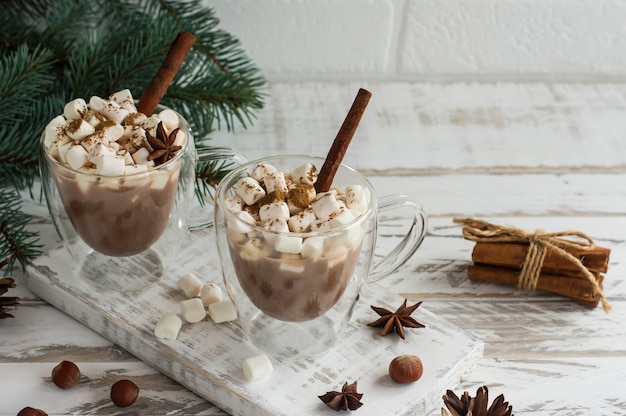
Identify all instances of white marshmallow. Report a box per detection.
[177,273,203,298]
[83,109,105,126]
[66,145,90,170]
[228,210,257,234]
[63,98,88,120]
[124,164,148,175]
[57,142,72,164]
[224,195,245,214]
[235,177,266,205]
[310,218,333,232]
[345,185,368,213]
[311,192,341,219]
[208,300,238,323]
[180,298,206,323]
[65,119,95,141]
[330,208,357,228]
[132,147,153,166]
[44,116,67,148]
[88,96,107,113]
[242,355,273,381]
[96,154,125,176]
[251,163,277,184]
[262,217,289,233]
[102,122,124,142]
[264,171,288,194]
[288,208,316,232]
[301,236,324,259]
[172,129,186,147]
[122,151,135,166]
[259,202,290,222]
[89,142,116,164]
[140,115,161,136]
[239,237,270,261]
[292,163,318,185]
[100,100,130,124]
[275,234,303,254]
[200,283,223,307]
[109,89,136,112]
[158,109,179,131]
[154,313,183,340]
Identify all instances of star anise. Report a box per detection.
[318,381,364,411]
[367,298,425,339]
[442,386,513,416]
[0,277,20,319]
[146,121,182,165]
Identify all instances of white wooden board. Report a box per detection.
[26,228,483,416]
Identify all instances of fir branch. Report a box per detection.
[0,188,42,275]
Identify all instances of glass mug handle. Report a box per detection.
[368,195,428,282]
[187,146,247,231]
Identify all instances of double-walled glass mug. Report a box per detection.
[40,105,245,291]
[214,155,428,358]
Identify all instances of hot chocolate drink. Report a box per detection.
[42,89,187,257]
[222,162,369,322]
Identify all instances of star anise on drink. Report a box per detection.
[146,121,182,165]
[367,298,425,339]
[318,381,364,411]
[442,386,513,416]
[0,277,20,319]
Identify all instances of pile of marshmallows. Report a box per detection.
[154,273,273,381]
[226,162,370,258]
[43,89,185,175]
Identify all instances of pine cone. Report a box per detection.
[442,385,513,416]
[0,278,20,319]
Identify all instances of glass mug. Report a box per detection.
[214,155,428,358]
[40,105,246,291]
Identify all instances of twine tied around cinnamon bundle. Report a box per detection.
[453,217,611,312]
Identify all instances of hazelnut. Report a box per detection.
[110,379,139,407]
[388,354,423,383]
[51,360,81,389]
[17,407,48,416]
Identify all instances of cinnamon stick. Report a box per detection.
[472,241,610,273]
[468,264,603,308]
[315,88,372,193]
[137,30,196,115]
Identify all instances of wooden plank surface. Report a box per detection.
[2,81,626,415]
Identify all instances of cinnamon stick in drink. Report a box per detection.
[315,88,372,193]
[137,30,197,115]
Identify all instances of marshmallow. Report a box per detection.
[311,192,341,219]
[44,116,67,148]
[57,142,72,164]
[208,300,238,323]
[259,202,290,222]
[262,217,289,233]
[101,121,124,142]
[131,147,153,166]
[63,98,87,120]
[200,283,223,307]
[140,115,161,136]
[235,177,266,205]
[180,298,206,323]
[177,273,203,298]
[82,109,105,126]
[288,208,316,232]
[301,236,324,259]
[154,313,183,340]
[292,163,318,185]
[96,154,125,176]
[275,234,303,254]
[88,96,107,113]
[109,89,136,112]
[239,237,270,260]
[345,185,368,212]
[224,195,245,214]
[89,142,116,164]
[228,210,257,234]
[65,119,95,141]
[158,109,179,131]
[66,145,90,170]
[100,100,130,124]
[242,355,273,380]
[330,208,357,228]
[124,164,148,175]
[310,218,333,232]
[264,171,288,194]
[251,163,277,184]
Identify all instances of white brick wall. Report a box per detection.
[207,0,626,82]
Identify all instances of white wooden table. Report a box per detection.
[2,82,625,415]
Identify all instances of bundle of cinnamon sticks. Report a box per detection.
[454,218,611,311]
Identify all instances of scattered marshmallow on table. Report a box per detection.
[208,300,238,323]
[200,283,223,307]
[180,298,206,323]
[154,313,183,340]
[242,355,273,380]
[177,273,203,298]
